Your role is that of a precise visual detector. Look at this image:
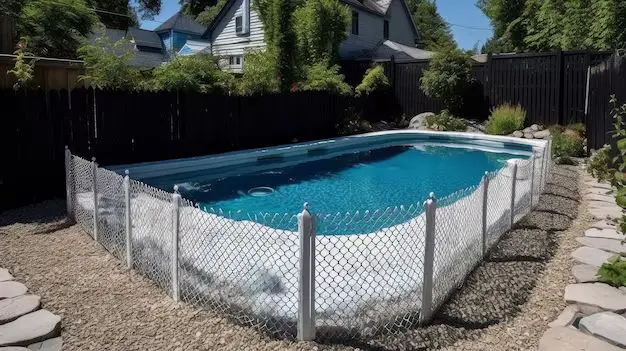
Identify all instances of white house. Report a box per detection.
[202,0,423,72]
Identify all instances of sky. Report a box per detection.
[141,0,493,50]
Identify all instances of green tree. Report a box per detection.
[300,61,352,95]
[152,54,233,92]
[88,0,138,29]
[406,0,455,51]
[17,0,97,58]
[477,0,526,52]
[420,49,474,113]
[194,0,228,25]
[524,0,564,51]
[236,50,280,95]
[561,0,591,50]
[293,0,349,65]
[7,39,37,91]
[77,30,146,89]
[355,65,389,97]
[586,0,626,50]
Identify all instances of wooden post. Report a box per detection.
[421,192,436,323]
[297,203,316,341]
[171,185,181,302]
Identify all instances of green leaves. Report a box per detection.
[300,61,352,95]
[615,187,626,209]
[420,49,474,113]
[355,65,390,97]
[597,256,626,287]
[406,0,455,50]
[152,54,233,93]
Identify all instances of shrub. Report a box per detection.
[586,145,613,182]
[597,256,626,287]
[300,61,352,95]
[552,132,585,158]
[236,50,280,95]
[485,104,526,135]
[555,156,577,165]
[152,54,233,93]
[567,122,586,136]
[424,110,467,131]
[8,39,36,91]
[420,49,474,113]
[355,65,390,97]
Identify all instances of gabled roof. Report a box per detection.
[178,40,212,56]
[349,40,434,61]
[128,27,163,49]
[154,12,206,35]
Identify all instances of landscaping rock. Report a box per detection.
[577,237,626,255]
[579,312,626,348]
[586,186,615,196]
[512,130,523,138]
[0,310,61,347]
[590,206,623,219]
[548,305,580,328]
[0,283,27,300]
[0,271,12,283]
[538,327,622,351]
[571,246,616,267]
[27,337,62,351]
[533,130,551,139]
[586,182,613,190]
[0,295,40,325]
[530,124,540,131]
[564,283,626,313]
[522,127,533,133]
[572,264,599,283]
[587,193,617,203]
[0,348,30,351]
[523,132,534,139]
[586,228,623,240]
[517,211,572,231]
[409,112,434,129]
[591,220,618,230]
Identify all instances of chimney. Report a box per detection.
[242,0,250,34]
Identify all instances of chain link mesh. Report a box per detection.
[65,143,552,341]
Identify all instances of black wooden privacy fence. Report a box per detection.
[342,50,612,125]
[0,89,345,211]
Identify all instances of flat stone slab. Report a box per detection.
[579,312,626,348]
[0,283,27,300]
[572,246,617,267]
[586,187,615,196]
[548,305,579,328]
[590,206,623,220]
[591,220,619,230]
[27,337,61,351]
[0,296,41,325]
[586,182,614,190]
[0,348,30,351]
[538,327,622,351]
[577,237,626,255]
[565,283,626,313]
[572,264,599,283]
[0,310,61,347]
[587,193,618,203]
[0,271,12,283]
[586,228,624,240]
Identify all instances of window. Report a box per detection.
[351,11,359,35]
[229,55,243,67]
[235,15,243,34]
[383,20,389,39]
[229,56,235,65]
[235,56,241,65]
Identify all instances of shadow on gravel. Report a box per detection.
[0,199,74,235]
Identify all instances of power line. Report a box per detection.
[445,21,492,31]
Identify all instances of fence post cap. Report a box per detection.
[64,145,68,150]
[428,192,436,201]
[173,185,179,194]
[124,169,129,176]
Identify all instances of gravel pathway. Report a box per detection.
[0,164,587,350]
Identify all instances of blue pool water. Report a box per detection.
[141,143,527,234]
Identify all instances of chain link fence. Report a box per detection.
[65,140,552,342]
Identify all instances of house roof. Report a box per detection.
[128,27,163,49]
[154,12,206,35]
[129,50,166,68]
[177,40,212,56]
[349,40,434,61]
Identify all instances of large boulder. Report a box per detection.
[512,130,523,138]
[409,112,434,129]
[579,312,626,348]
[523,132,534,139]
[533,129,551,139]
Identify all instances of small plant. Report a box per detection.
[567,122,586,136]
[485,103,526,135]
[552,132,585,158]
[597,256,626,287]
[555,156,577,165]
[300,61,352,95]
[8,39,37,91]
[355,65,389,97]
[424,110,467,131]
[586,145,613,182]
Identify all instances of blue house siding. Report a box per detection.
[172,32,202,52]
[159,32,172,53]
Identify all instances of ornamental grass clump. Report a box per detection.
[485,104,526,135]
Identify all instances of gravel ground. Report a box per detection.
[0,164,589,350]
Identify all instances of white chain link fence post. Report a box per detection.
[92,157,99,242]
[421,192,436,324]
[507,160,517,229]
[297,202,316,341]
[65,146,72,218]
[481,172,489,256]
[530,153,536,206]
[172,185,181,302]
[124,170,132,269]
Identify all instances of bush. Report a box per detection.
[552,132,585,158]
[597,256,626,287]
[567,122,586,136]
[236,50,280,95]
[300,61,352,95]
[586,145,613,182]
[151,54,233,93]
[485,104,526,135]
[424,110,467,131]
[420,49,474,113]
[355,65,390,97]
[555,156,577,165]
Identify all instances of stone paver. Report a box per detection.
[579,312,626,348]
[0,271,12,283]
[548,305,580,328]
[565,283,626,313]
[0,310,61,347]
[591,220,618,230]
[585,228,624,240]
[577,237,626,255]
[538,327,622,351]
[0,348,30,351]
[572,246,616,267]
[589,206,623,219]
[0,296,41,325]
[586,187,615,196]
[587,193,618,203]
[586,182,614,190]
[0,283,27,300]
[27,337,62,351]
[572,264,599,283]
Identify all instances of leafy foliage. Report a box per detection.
[597,256,626,287]
[424,110,467,131]
[17,0,97,58]
[77,30,146,89]
[420,49,474,113]
[236,50,280,95]
[586,145,614,183]
[192,0,228,25]
[485,103,526,135]
[300,61,352,95]
[7,40,37,91]
[406,0,456,50]
[477,0,527,52]
[152,54,233,92]
[293,0,349,65]
[552,130,585,158]
[355,65,390,97]
[88,0,138,29]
